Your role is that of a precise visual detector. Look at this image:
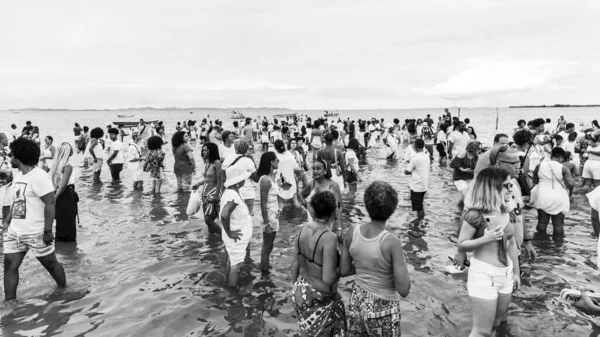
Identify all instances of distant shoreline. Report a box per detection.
[7,107,291,112]
[509,104,600,108]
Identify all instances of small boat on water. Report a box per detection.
[273,113,299,119]
[117,114,134,118]
[231,111,245,119]
[112,120,157,128]
[324,110,339,117]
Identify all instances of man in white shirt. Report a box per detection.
[545,118,556,136]
[447,122,470,159]
[218,130,237,162]
[2,138,66,300]
[557,123,575,149]
[405,139,430,221]
[107,128,124,181]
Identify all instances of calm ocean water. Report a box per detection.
[0,107,598,336]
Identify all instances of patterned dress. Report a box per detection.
[146,150,165,180]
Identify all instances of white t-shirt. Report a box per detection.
[448,131,470,156]
[406,152,430,192]
[437,130,447,144]
[404,144,417,163]
[219,144,236,161]
[10,167,55,235]
[108,140,124,164]
[222,155,256,200]
[276,151,299,199]
[345,150,359,172]
[128,143,141,170]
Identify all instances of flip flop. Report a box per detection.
[560,289,600,304]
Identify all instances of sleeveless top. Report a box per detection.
[259,175,279,211]
[349,225,400,300]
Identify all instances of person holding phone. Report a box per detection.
[450,141,482,198]
[458,167,520,337]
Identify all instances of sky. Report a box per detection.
[1,0,599,110]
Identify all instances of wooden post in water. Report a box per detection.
[458,108,461,120]
[495,107,499,130]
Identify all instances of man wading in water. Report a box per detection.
[2,138,66,300]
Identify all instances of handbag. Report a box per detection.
[186,190,203,215]
[344,152,358,183]
[333,149,343,176]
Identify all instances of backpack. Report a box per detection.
[77,135,87,152]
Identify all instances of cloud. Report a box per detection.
[419,58,577,100]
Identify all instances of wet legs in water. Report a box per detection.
[536,210,565,236]
[204,214,222,235]
[93,170,101,183]
[152,179,163,194]
[4,252,66,300]
[226,258,241,287]
[133,180,143,190]
[469,293,511,337]
[261,231,277,271]
[592,209,599,238]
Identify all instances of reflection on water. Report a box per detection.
[0,108,598,336]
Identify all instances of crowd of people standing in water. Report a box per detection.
[0,110,600,336]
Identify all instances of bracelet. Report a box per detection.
[44,230,52,234]
[523,238,532,242]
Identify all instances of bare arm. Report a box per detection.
[458,222,501,252]
[215,160,223,194]
[40,192,56,232]
[291,234,300,282]
[532,164,541,186]
[321,233,340,286]
[259,177,271,229]
[331,180,343,229]
[186,148,196,173]
[508,237,521,290]
[55,164,73,199]
[562,166,576,189]
[340,224,356,277]
[220,200,239,239]
[388,236,410,297]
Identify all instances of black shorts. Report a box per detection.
[410,190,426,211]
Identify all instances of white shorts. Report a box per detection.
[467,257,514,300]
[454,180,471,192]
[0,184,14,207]
[583,160,600,180]
[261,209,280,232]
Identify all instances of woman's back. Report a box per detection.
[349,224,399,300]
[297,224,338,293]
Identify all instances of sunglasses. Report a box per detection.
[503,182,514,190]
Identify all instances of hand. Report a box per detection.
[281,182,292,191]
[226,229,242,242]
[483,226,504,243]
[453,251,468,269]
[523,241,536,263]
[107,160,112,166]
[513,274,521,292]
[193,169,196,176]
[264,223,272,234]
[43,231,54,245]
[94,158,98,163]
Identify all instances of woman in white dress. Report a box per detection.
[220,164,253,287]
[530,147,576,236]
[274,139,299,207]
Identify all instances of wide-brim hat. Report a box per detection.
[224,164,252,187]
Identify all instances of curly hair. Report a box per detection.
[90,127,104,139]
[147,136,164,150]
[364,181,398,221]
[9,138,40,166]
[310,190,337,219]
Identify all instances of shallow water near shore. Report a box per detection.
[0,107,598,336]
